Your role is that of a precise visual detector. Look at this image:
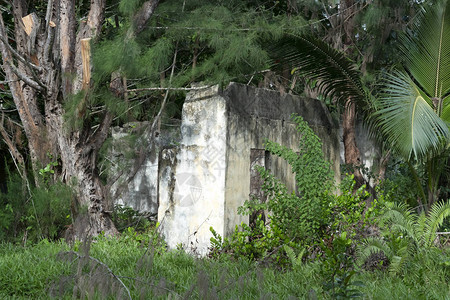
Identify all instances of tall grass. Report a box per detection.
[0,234,448,299]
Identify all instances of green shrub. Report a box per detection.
[358,200,450,276]
[112,203,152,233]
[214,116,380,266]
[209,216,297,265]
[0,173,73,243]
[320,231,364,299]
[238,115,334,246]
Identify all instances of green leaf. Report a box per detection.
[373,71,449,159]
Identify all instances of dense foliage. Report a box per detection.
[0,232,448,299]
[0,0,449,298]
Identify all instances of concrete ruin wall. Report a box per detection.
[107,83,384,255]
[157,83,341,255]
[108,121,180,218]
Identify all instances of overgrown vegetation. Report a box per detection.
[0,0,449,299]
[0,232,447,299]
[1,116,449,300]
[0,173,72,244]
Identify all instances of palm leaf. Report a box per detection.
[268,34,369,109]
[441,95,450,124]
[423,200,450,247]
[357,237,394,266]
[400,1,450,100]
[372,71,449,159]
[382,202,420,246]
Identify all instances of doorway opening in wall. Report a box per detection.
[249,149,270,229]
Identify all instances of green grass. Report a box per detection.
[0,237,448,299]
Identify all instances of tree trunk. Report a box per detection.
[339,0,366,189]
[342,100,364,187]
[0,0,161,239]
[0,0,138,239]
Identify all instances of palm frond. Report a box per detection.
[441,95,450,123]
[389,251,410,275]
[400,0,450,99]
[372,71,449,159]
[357,237,394,266]
[268,34,369,109]
[423,200,450,247]
[414,213,427,246]
[381,202,421,247]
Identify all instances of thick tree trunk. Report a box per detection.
[1,0,161,239]
[0,0,119,239]
[342,100,364,187]
[339,0,366,189]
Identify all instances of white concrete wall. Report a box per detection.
[158,86,228,255]
[158,83,341,256]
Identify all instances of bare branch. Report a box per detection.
[63,250,132,300]
[43,21,56,63]
[60,0,76,96]
[88,111,113,151]
[127,85,212,93]
[86,0,107,39]
[0,29,43,73]
[0,112,26,178]
[45,0,54,28]
[7,60,44,91]
[147,44,178,137]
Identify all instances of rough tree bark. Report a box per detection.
[0,0,160,239]
[339,0,365,188]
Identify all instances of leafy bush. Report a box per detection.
[214,116,381,266]
[0,173,73,243]
[112,203,152,233]
[209,216,297,265]
[358,200,450,275]
[238,115,334,246]
[320,232,364,299]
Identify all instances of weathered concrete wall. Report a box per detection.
[158,86,228,255]
[223,83,341,236]
[158,83,341,255]
[108,121,180,217]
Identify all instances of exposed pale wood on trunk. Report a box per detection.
[60,0,76,97]
[81,38,91,91]
[21,13,36,36]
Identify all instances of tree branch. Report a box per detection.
[63,250,132,300]
[0,33,43,73]
[43,21,56,64]
[45,0,54,28]
[0,112,26,179]
[127,85,211,93]
[7,60,44,91]
[88,111,113,151]
[148,45,178,137]
[133,0,160,34]
[86,0,106,39]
